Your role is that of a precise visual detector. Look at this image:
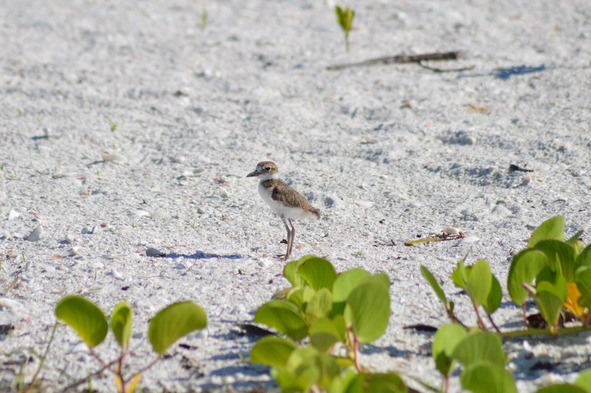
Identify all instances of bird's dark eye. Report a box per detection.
[264,167,271,171]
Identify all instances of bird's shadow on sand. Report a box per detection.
[167,250,243,260]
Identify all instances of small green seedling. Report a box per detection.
[105,115,118,132]
[55,296,207,393]
[197,6,208,28]
[335,5,355,52]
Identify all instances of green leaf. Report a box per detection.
[306,288,333,321]
[461,364,517,393]
[528,215,565,247]
[576,266,591,309]
[451,259,469,290]
[298,256,338,290]
[452,331,506,368]
[310,317,342,353]
[420,266,448,306]
[286,287,305,308]
[332,268,371,316]
[284,260,304,288]
[366,272,391,289]
[576,244,591,269]
[148,301,207,354]
[537,385,589,393]
[344,281,390,343]
[483,274,503,315]
[537,276,567,301]
[329,369,363,393]
[55,295,108,348]
[286,347,340,391]
[432,324,468,376]
[250,336,297,368]
[273,368,304,393]
[254,300,308,341]
[110,301,133,348]
[534,239,577,282]
[335,6,354,32]
[507,249,548,305]
[535,289,565,329]
[466,259,493,306]
[566,230,585,254]
[362,372,407,393]
[575,369,591,392]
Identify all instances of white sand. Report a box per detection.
[1,0,591,391]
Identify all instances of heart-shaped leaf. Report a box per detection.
[534,240,576,282]
[461,363,517,393]
[309,317,342,353]
[507,249,547,305]
[483,274,503,315]
[453,331,506,368]
[433,324,468,376]
[55,295,108,348]
[148,301,207,354]
[298,256,337,290]
[251,336,297,368]
[306,288,333,321]
[110,301,133,348]
[344,280,390,343]
[528,215,564,247]
[466,259,493,306]
[255,300,308,341]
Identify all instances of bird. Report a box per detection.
[247,161,320,259]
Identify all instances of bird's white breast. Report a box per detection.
[258,181,316,220]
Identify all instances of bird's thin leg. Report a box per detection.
[288,219,296,257]
[281,217,292,259]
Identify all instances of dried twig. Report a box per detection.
[327,50,468,71]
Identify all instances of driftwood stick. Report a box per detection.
[326,50,466,71]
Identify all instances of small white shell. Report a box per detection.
[442,226,463,235]
[131,209,151,218]
[69,246,83,256]
[355,200,374,209]
[101,152,128,164]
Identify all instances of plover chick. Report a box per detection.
[247,161,320,259]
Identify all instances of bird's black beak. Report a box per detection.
[246,170,258,178]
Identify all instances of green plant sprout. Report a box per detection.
[335,5,355,52]
[104,115,118,132]
[197,6,208,28]
[55,296,207,393]
[250,255,405,392]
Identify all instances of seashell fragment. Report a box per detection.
[101,152,128,164]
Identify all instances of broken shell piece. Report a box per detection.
[101,152,128,164]
[69,246,83,256]
[8,210,20,220]
[131,210,151,218]
[355,200,374,209]
[442,226,464,236]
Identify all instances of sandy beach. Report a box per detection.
[1,0,591,391]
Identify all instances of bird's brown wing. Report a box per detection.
[263,179,320,217]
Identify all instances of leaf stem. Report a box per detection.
[499,325,591,339]
[22,323,58,393]
[471,300,488,331]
